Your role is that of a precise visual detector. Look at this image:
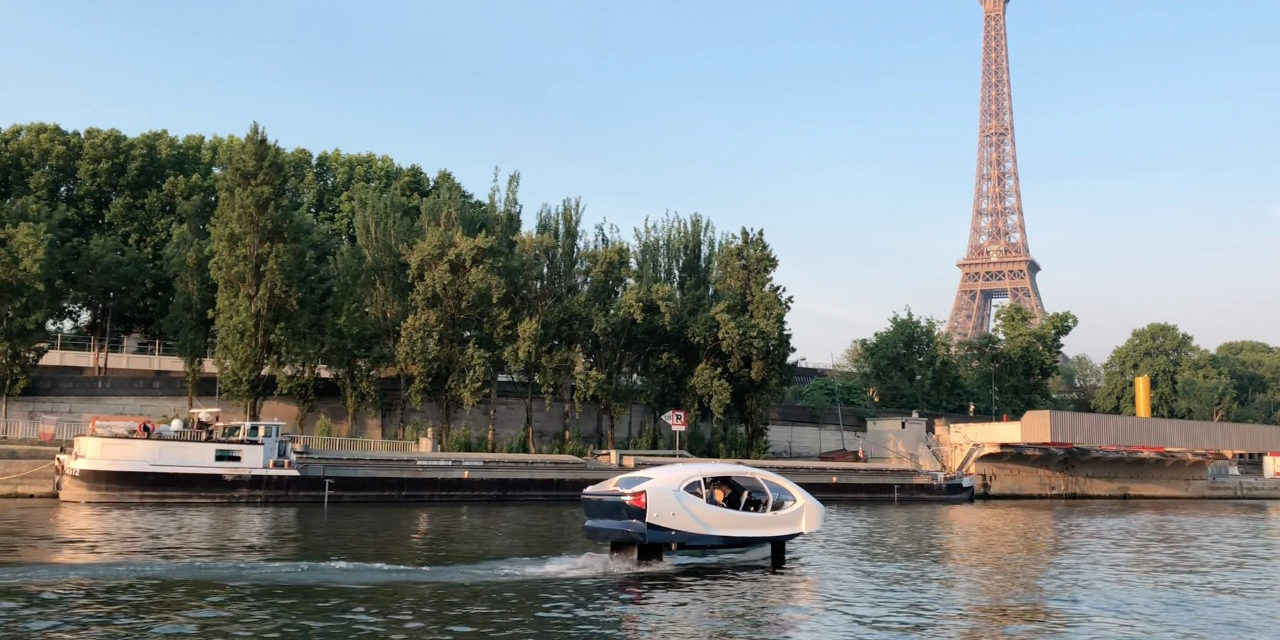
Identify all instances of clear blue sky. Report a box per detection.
[4,0,1277,364]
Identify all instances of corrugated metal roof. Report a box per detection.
[1019,411,1280,451]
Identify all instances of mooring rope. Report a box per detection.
[0,461,55,481]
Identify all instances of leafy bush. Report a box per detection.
[446,425,477,452]
[499,432,527,454]
[314,415,335,438]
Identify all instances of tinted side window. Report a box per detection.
[734,476,771,512]
[682,479,704,498]
[763,479,796,511]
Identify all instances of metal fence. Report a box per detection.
[284,435,418,454]
[0,419,88,442]
[45,333,185,358]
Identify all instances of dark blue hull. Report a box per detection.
[582,518,799,550]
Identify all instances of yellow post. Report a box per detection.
[1134,375,1152,418]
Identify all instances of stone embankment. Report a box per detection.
[0,442,60,498]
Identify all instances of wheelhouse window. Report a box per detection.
[214,449,242,463]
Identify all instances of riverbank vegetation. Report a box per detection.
[0,122,795,455]
[817,309,1279,426]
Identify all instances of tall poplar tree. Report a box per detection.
[163,174,217,408]
[328,186,420,435]
[399,172,502,446]
[695,228,794,456]
[0,204,56,419]
[209,124,302,420]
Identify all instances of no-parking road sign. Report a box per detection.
[661,409,687,431]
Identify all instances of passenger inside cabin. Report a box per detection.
[707,478,732,508]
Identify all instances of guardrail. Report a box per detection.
[0,419,88,442]
[284,435,418,453]
[44,333,187,357]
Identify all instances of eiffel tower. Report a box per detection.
[946,0,1045,340]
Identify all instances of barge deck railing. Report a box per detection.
[285,435,418,454]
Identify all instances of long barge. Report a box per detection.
[54,420,974,504]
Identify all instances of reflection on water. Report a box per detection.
[1,500,1278,638]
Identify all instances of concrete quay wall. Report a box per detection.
[0,444,60,498]
[976,456,1280,499]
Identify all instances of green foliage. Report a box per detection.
[576,223,640,448]
[398,171,503,447]
[162,174,217,406]
[3,121,815,446]
[505,197,585,452]
[632,213,714,418]
[846,309,963,413]
[209,124,307,419]
[956,305,1079,417]
[1214,341,1280,425]
[692,228,795,454]
[327,186,421,433]
[313,415,335,438]
[557,435,593,458]
[1174,354,1236,422]
[1094,323,1207,418]
[626,420,666,450]
[0,206,56,418]
[712,423,768,459]
[498,432,528,454]
[1053,353,1103,412]
[797,375,876,420]
[446,425,478,452]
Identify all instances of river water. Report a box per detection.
[1,499,1278,639]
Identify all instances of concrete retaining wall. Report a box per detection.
[0,445,60,498]
[975,455,1280,498]
[4,394,851,457]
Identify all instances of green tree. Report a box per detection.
[1053,352,1103,412]
[477,170,522,450]
[209,124,305,420]
[957,305,1078,417]
[631,213,715,430]
[162,174,217,408]
[846,309,962,413]
[576,223,643,448]
[537,199,585,448]
[1215,341,1280,425]
[273,212,328,433]
[798,374,873,418]
[399,173,502,446]
[1094,322,1202,418]
[1174,352,1236,422]
[0,207,55,418]
[504,199,584,452]
[694,228,795,456]
[328,186,422,435]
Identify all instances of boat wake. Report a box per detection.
[0,546,775,586]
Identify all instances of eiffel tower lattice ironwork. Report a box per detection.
[946,0,1045,340]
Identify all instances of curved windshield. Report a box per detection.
[763,479,797,511]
